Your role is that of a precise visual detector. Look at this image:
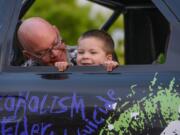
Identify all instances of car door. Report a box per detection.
[0,0,180,135]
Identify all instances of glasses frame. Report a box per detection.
[28,33,65,59]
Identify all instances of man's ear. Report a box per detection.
[52,25,60,35]
[106,54,112,60]
[23,50,32,59]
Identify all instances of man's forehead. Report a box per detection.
[31,31,58,52]
[20,18,61,51]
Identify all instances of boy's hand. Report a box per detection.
[103,60,119,72]
[54,62,69,72]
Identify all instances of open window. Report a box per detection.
[3,0,180,73]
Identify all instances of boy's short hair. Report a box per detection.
[78,29,115,54]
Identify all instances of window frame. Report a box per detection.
[1,0,180,73]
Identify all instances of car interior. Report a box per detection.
[7,0,173,73]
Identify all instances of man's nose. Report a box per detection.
[50,49,58,58]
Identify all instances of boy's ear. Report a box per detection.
[106,54,112,60]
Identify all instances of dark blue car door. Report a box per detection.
[0,0,180,135]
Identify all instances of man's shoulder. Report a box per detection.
[67,45,77,51]
[67,46,77,56]
[67,45,77,65]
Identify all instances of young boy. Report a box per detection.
[55,29,119,72]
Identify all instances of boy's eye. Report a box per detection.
[78,51,84,54]
[90,51,97,54]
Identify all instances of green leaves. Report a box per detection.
[24,0,99,45]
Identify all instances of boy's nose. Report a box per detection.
[83,53,90,58]
[82,53,90,59]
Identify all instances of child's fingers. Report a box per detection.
[104,61,118,72]
[104,61,112,72]
[108,63,114,72]
[113,62,118,69]
[58,63,64,72]
[62,63,68,71]
[54,62,61,69]
[54,62,68,72]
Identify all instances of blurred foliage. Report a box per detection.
[156,53,166,64]
[24,0,124,63]
[24,0,104,45]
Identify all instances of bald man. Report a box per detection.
[18,17,76,67]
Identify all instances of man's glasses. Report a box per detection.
[30,34,65,59]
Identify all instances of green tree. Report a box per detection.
[24,0,102,45]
